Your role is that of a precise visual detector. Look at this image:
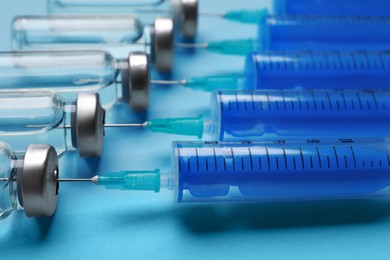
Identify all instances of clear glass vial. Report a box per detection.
[0,50,150,111]
[0,142,59,219]
[47,0,198,39]
[11,15,174,72]
[0,91,105,157]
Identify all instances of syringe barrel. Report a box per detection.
[273,0,390,16]
[0,51,120,108]
[172,139,390,203]
[0,92,72,155]
[11,15,145,52]
[0,142,18,219]
[210,90,390,141]
[258,15,390,51]
[244,51,390,90]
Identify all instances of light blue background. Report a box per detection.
[2,1,390,259]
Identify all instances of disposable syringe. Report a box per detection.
[4,138,390,221]
[130,89,390,141]
[180,50,390,91]
[181,15,390,55]
[47,0,390,28]
[2,89,390,156]
[218,0,390,24]
[1,50,390,98]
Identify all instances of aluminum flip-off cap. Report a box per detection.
[17,145,59,217]
[151,17,174,72]
[172,0,198,39]
[76,93,105,157]
[125,52,150,111]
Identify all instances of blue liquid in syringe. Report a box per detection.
[271,0,390,16]
[174,139,390,202]
[86,139,390,203]
[243,51,390,90]
[257,15,390,51]
[203,16,390,55]
[137,90,390,141]
[211,90,390,141]
[187,51,390,91]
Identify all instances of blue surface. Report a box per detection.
[1,1,390,259]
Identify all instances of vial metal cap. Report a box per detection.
[128,52,150,111]
[18,145,59,217]
[172,0,198,39]
[152,17,174,72]
[76,93,105,157]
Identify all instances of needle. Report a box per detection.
[58,122,147,129]
[114,79,188,86]
[0,177,97,183]
[131,41,208,49]
[134,8,225,17]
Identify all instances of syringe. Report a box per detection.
[82,138,390,203]
[4,138,390,219]
[126,89,390,141]
[2,50,390,97]
[12,14,390,57]
[47,0,390,29]
[3,89,390,156]
[242,50,390,91]
[175,50,390,91]
[219,0,390,24]
[12,15,175,73]
[182,15,390,55]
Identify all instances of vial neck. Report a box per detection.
[11,158,24,210]
[115,59,131,104]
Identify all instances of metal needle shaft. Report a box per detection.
[59,122,147,129]
[123,41,208,48]
[134,8,225,17]
[57,178,92,182]
[150,79,187,85]
[0,178,14,181]
[0,177,95,183]
[104,123,146,128]
[116,79,188,85]
[175,42,208,49]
